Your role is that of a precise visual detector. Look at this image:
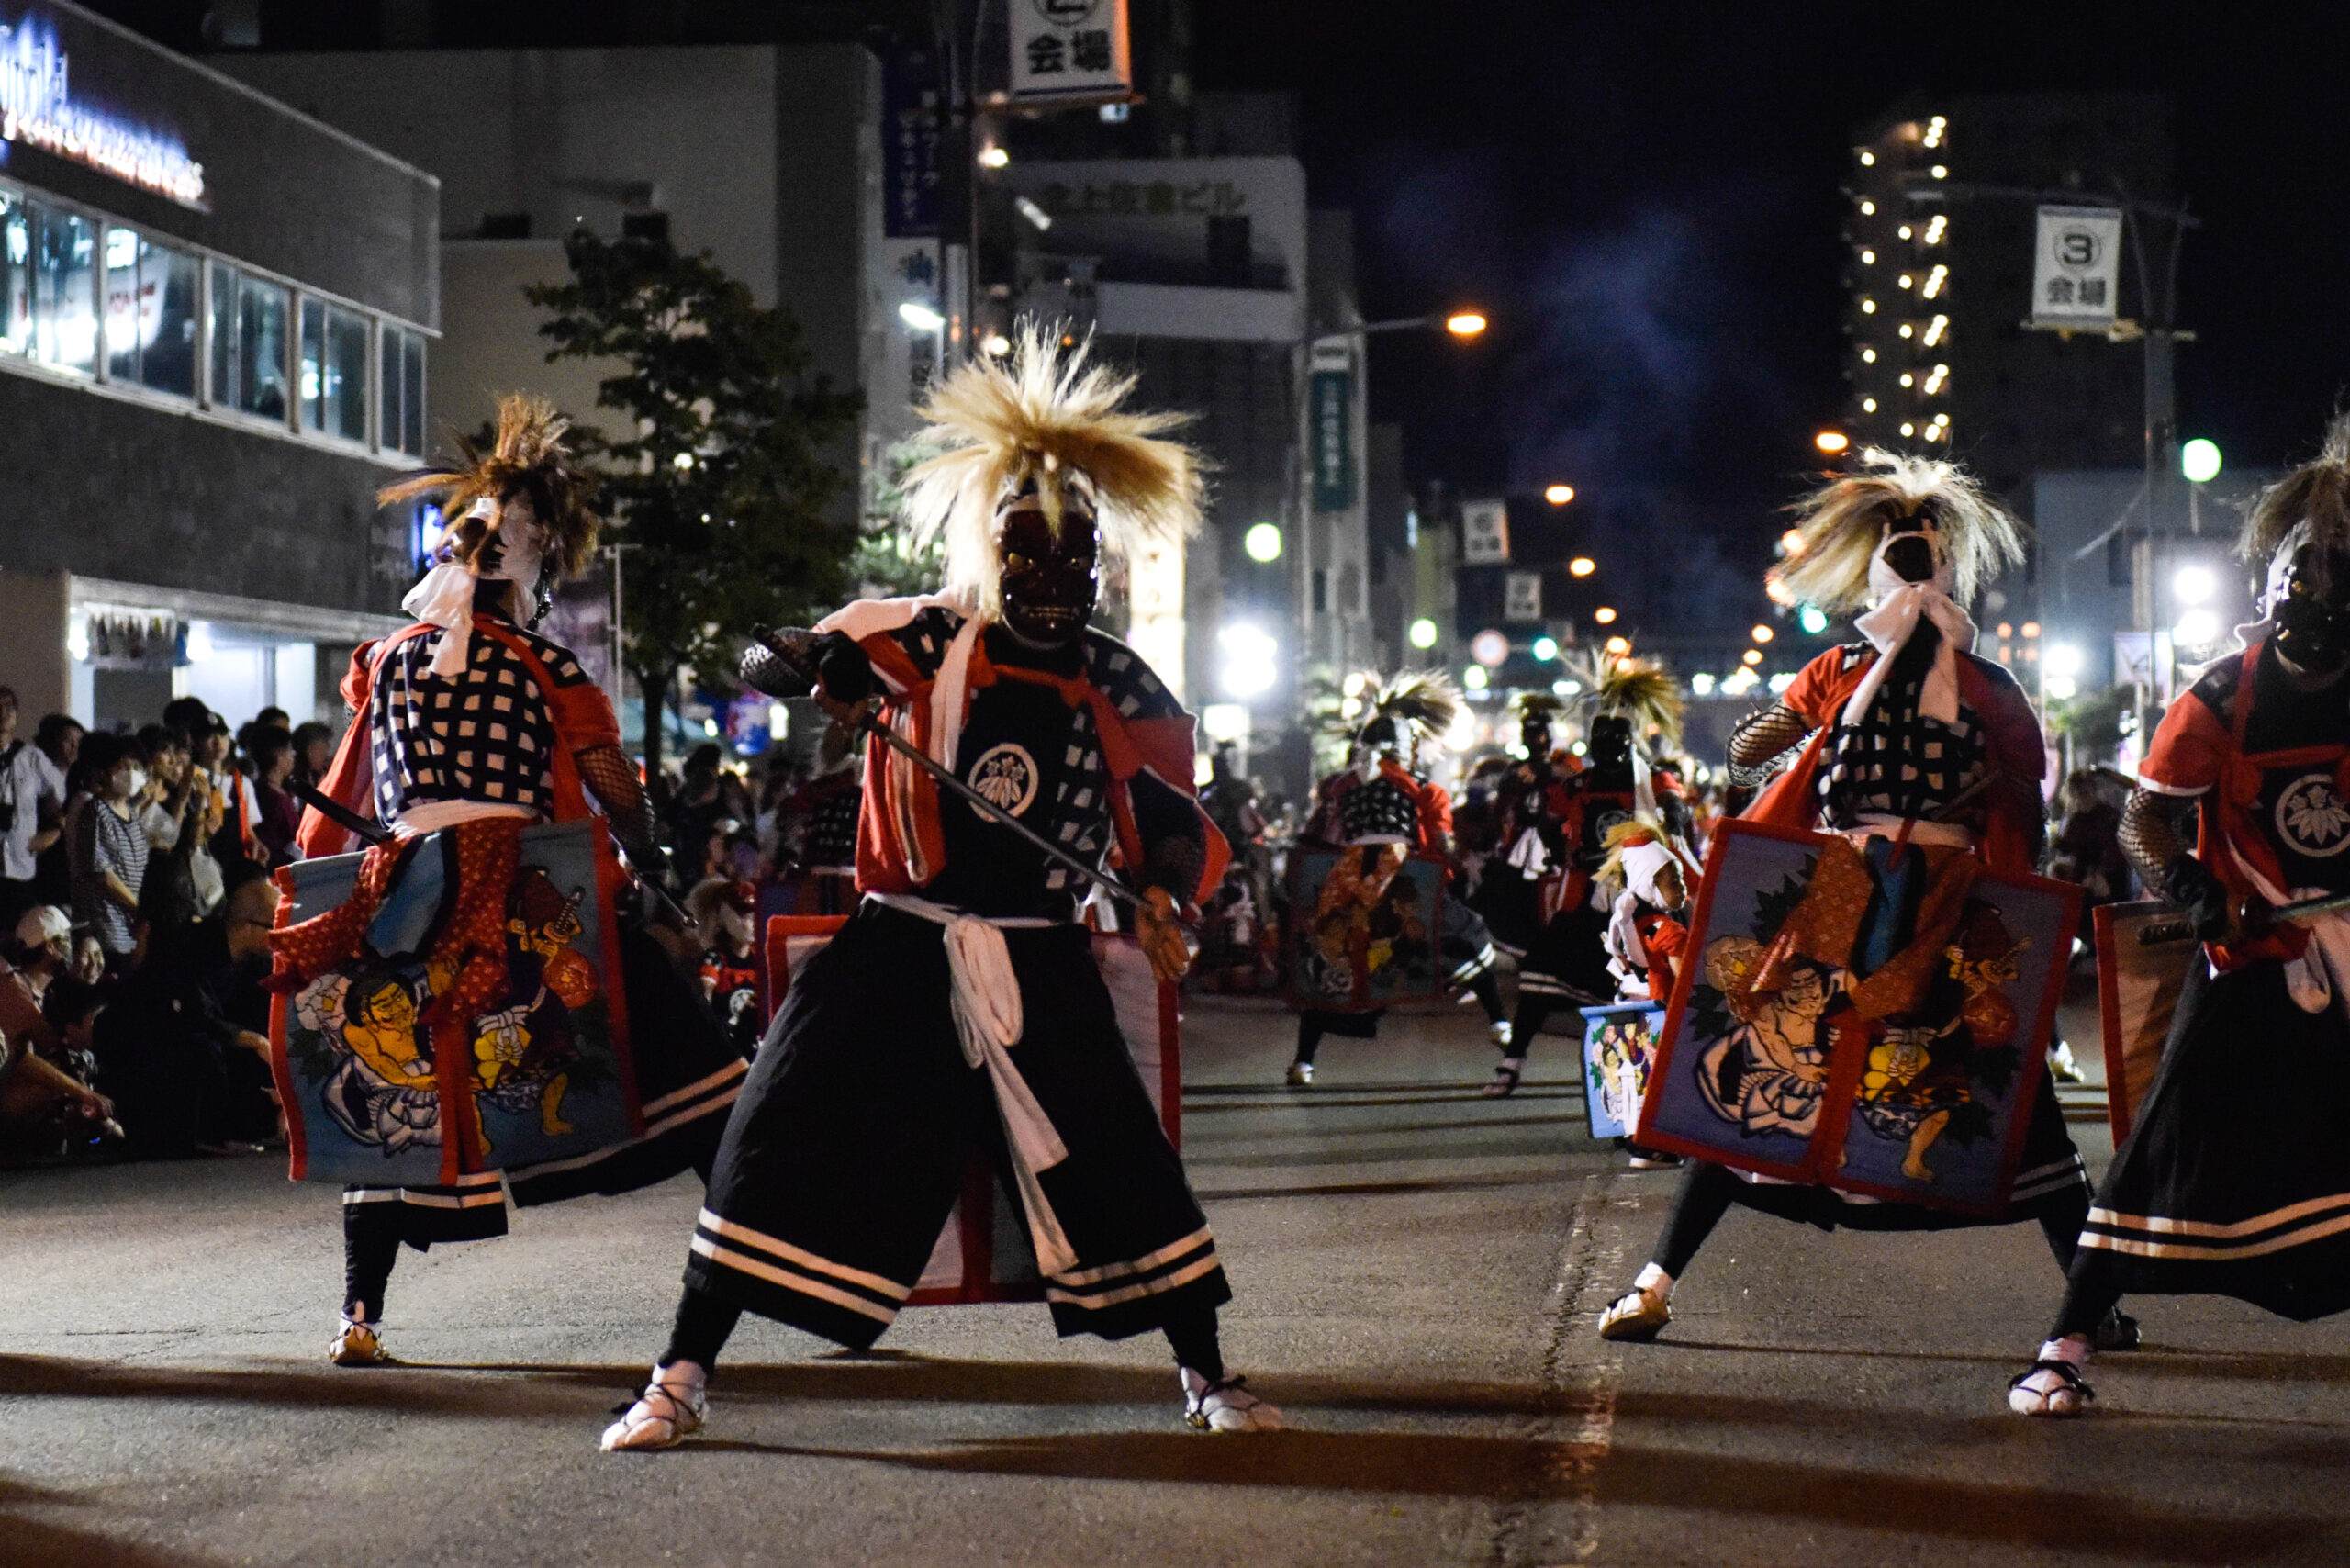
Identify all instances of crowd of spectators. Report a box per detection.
[0,689,321,1166]
[0,701,883,1170]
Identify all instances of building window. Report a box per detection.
[211,263,291,422]
[0,194,29,354]
[298,297,368,442]
[103,227,198,398]
[31,204,96,375]
[379,321,427,457]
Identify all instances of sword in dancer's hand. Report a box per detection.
[743,628,1150,914]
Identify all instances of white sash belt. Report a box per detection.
[869,892,1078,1274]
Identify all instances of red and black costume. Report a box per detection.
[676,598,1233,1350]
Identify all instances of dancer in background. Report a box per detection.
[1286,673,1505,1085]
[1487,660,1690,1097]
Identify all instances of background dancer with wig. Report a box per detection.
[1486,661,1691,1098]
[1595,453,2121,1349]
[1284,673,1505,1086]
[2010,417,2350,1416]
[270,398,746,1368]
[603,327,1280,1451]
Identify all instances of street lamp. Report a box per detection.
[1445,311,1488,338]
[1407,618,1438,650]
[1593,606,1617,624]
[1568,557,1595,577]
[1544,483,1575,506]
[2182,438,2222,484]
[1243,522,1283,563]
[1815,430,1850,454]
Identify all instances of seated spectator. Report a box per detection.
[0,906,114,1159]
[72,731,149,977]
[247,725,300,868]
[92,859,281,1159]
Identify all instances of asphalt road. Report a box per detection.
[5,993,2345,1567]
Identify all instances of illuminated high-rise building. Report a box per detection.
[1841,95,2173,497]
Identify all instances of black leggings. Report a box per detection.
[2047,1246,2128,1340]
[659,1284,1227,1384]
[1645,1159,2090,1282]
[342,1204,403,1322]
[343,1141,722,1322]
[1293,1007,1382,1066]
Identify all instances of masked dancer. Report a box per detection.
[1285,674,1504,1085]
[1596,452,2115,1347]
[601,328,1281,1450]
[1486,661,1690,1097]
[274,398,746,1367]
[2010,419,2350,1415]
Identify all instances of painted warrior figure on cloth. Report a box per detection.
[2010,414,2350,1417]
[600,327,1281,1452]
[1485,660,1693,1098]
[1592,816,1695,1166]
[1282,673,1507,1086]
[266,397,746,1368]
[1595,451,2120,1350]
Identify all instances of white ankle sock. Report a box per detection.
[1634,1263,1674,1301]
[653,1359,708,1394]
[2036,1335,2090,1367]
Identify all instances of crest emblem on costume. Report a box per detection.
[2276,773,2350,857]
[968,743,1041,816]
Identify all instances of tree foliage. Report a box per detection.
[526,230,864,767]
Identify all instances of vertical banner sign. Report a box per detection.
[1007,0,1133,106]
[1505,571,1543,622]
[1461,499,1511,565]
[2031,206,2124,330]
[881,47,941,239]
[1309,336,1355,512]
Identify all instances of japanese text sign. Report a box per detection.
[1008,0,1131,106]
[2031,205,2123,330]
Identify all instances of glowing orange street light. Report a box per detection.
[1445,311,1488,338]
[1815,430,1851,454]
[1568,557,1595,577]
[1594,606,1618,624]
[1604,635,1630,655]
[1742,648,1763,666]
[1751,624,1774,643]
[1544,483,1575,505]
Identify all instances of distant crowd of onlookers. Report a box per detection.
[0,688,330,1165]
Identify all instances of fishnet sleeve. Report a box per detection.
[576,744,666,878]
[2118,787,2192,896]
[1726,702,1815,789]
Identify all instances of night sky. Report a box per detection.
[1195,1,2350,573]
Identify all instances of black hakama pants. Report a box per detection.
[343,924,747,1250]
[2076,956,2350,1321]
[685,901,1230,1350]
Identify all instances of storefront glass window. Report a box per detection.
[401,334,424,455]
[0,193,28,355]
[103,227,197,398]
[235,272,289,421]
[207,260,233,404]
[379,324,428,457]
[32,204,96,375]
[300,298,370,442]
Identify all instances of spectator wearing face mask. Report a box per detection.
[72,732,149,975]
